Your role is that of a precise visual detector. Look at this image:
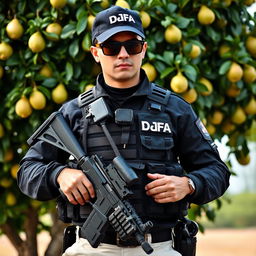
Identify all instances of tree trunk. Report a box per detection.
[1,206,38,256]
[44,210,68,256]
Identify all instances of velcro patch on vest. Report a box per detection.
[141,121,172,133]
[138,111,172,133]
[195,118,211,141]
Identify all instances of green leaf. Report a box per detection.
[43,31,59,41]
[65,62,73,81]
[206,26,221,42]
[163,51,174,64]
[42,78,57,88]
[167,3,178,13]
[61,23,76,39]
[183,43,192,55]
[37,86,51,100]
[69,39,79,58]
[160,67,175,79]
[186,27,201,37]
[179,0,190,8]
[175,16,190,29]
[219,60,232,75]
[183,64,197,82]
[6,54,20,66]
[82,33,91,51]
[76,15,87,35]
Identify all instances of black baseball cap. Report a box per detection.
[92,6,145,44]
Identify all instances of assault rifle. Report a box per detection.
[27,110,154,254]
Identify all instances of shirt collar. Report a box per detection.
[94,69,151,99]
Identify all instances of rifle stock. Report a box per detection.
[28,111,154,254]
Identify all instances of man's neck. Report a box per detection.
[103,74,140,88]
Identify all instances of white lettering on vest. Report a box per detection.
[109,14,136,24]
[141,121,171,133]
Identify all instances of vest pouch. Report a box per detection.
[138,111,174,160]
[139,134,174,160]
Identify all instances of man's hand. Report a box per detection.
[57,168,95,205]
[145,173,191,203]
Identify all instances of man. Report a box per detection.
[17,5,230,256]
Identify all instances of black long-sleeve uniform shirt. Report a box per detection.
[17,71,230,207]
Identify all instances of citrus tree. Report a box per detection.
[0,0,256,255]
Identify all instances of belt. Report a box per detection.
[101,230,172,247]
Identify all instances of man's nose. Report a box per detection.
[117,46,129,57]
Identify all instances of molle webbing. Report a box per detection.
[77,83,171,161]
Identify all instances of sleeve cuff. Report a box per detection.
[184,174,203,201]
[49,165,67,189]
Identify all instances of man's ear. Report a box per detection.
[90,46,100,63]
[142,42,147,59]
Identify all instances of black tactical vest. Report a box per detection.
[75,84,188,223]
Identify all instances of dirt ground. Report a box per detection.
[0,228,256,256]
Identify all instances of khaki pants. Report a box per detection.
[62,227,181,256]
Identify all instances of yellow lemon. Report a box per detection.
[0,123,4,138]
[170,72,188,93]
[88,15,96,31]
[0,178,13,188]
[6,192,17,206]
[29,89,47,110]
[226,83,240,98]
[46,23,62,41]
[208,110,224,125]
[189,44,201,59]
[115,0,130,8]
[221,120,236,134]
[100,0,110,8]
[141,63,157,82]
[0,42,13,60]
[236,151,250,165]
[4,148,14,162]
[164,25,182,44]
[6,18,24,40]
[246,36,256,56]
[197,5,215,25]
[227,62,243,83]
[244,97,256,115]
[181,88,198,103]
[52,83,68,104]
[50,0,67,8]
[199,77,213,96]
[10,164,20,179]
[219,44,230,57]
[206,123,216,135]
[39,64,53,77]
[84,84,95,92]
[244,0,255,6]
[28,31,46,53]
[140,11,151,28]
[231,106,246,124]
[15,96,33,118]
[243,65,256,84]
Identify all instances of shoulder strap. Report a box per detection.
[78,87,96,108]
[147,83,171,106]
[78,83,171,109]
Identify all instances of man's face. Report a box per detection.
[91,31,147,88]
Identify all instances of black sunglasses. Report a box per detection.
[95,39,145,56]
